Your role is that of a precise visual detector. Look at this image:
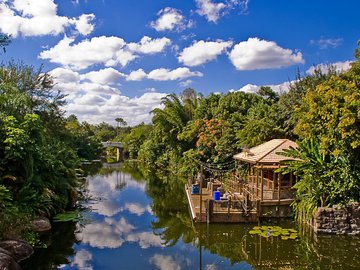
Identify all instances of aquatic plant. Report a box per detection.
[249,225,298,240]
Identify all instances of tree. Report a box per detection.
[279,138,360,221]
[0,34,11,53]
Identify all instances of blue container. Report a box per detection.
[191,185,199,194]
[213,190,220,200]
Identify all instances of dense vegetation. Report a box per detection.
[131,42,360,221]
[1,31,359,239]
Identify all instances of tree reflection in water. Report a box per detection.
[20,162,360,270]
[146,170,360,270]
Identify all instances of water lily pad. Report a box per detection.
[248,225,298,240]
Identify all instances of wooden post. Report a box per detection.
[260,167,264,201]
[252,167,255,198]
[199,166,203,221]
[272,171,275,193]
[256,167,259,199]
[206,199,213,223]
[278,169,281,202]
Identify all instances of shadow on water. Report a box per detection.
[21,162,360,270]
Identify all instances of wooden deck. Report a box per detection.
[185,184,294,223]
[185,185,259,223]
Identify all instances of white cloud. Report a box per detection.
[126,232,164,249]
[151,7,192,32]
[306,60,352,75]
[149,254,192,270]
[127,36,171,54]
[71,249,93,270]
[229,37,304,70]
[180,79,193,87]
[310,37,343,49]
[123,203,152,216]
[178,40,233,66]
[80,68,125,85]
[74,14,96,35]
[0,0,95,37]
[231,80,294,94]
[39,35,171,70]
[149,255,181,270]
[76,217,135,249]
[126,69,148,81]
[195,0,226,23]
[126,67,203,81]
[148,67,203,81]
[195,0,249,23]
[50,67,167,126]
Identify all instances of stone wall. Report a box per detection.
[311,202,360,235]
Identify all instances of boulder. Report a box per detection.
[0,240,33,262]
[32,217,52,233]
[0,252,21,270]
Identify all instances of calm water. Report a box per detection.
[22,162,360,270]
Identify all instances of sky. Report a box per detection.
[0,0,359,126]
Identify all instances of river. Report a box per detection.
[21,162,360,269]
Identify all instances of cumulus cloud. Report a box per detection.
[149,254,192,270]
[195,0,249,23]
[71,249,93,270]
[126,69,148,81]
[126,67,202,81]
[178,40,233,66]
[0,0,95,37]
[50,67,167,126]
[306,60,352,75]
[148,67,203,81]
[76,217,135,249]
[151,7,193,32]
[229,37,304,70]
[180,79,193,87]
[39,35,171,70]
[126,232,164,249]
[310,37,343,49]
[195,0,226,23]
[127,36,171,54]
[123,203,152,216]
[231,81,294,94]
[80,68,125,85]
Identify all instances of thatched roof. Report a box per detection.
[233,139,298,165]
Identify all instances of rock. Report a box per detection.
[0,252,21,270]
[68,187,78,209]
[0,240,33,262]
[32,217,51,233]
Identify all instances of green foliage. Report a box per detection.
[249,225,298,240]
[279,138,360,221]
[123,124,152,159]
[295,69,360,154]
[0,33,11,53]
[0,62,97,239]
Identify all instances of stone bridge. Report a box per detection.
[101,141,123,161]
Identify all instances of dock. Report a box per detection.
[185,184,259,223]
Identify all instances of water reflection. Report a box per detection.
[21,162,360,270]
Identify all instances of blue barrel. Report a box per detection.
[213,191,220,200]
[191,184,199,194]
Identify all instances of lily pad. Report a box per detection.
[248,225,298,240]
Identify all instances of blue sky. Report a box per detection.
[0,0,359,125]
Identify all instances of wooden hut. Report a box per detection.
[233,139,298,217]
